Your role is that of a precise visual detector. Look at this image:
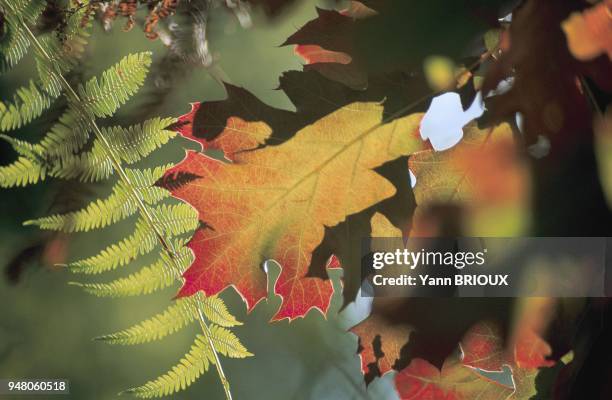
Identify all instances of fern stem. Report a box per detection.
[196,303,233,400]
[5,2,233,398]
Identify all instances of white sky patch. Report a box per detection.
[420,92,485,151]
[409,169,417,188]
[515,112,524,133]
[339,287,373,329]
[487,77,514,97]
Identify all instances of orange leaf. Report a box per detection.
[395,356,513,400]
[562,0,612,61]
[294,45,352,65]
[394,321,555,399]
[161,101,424,320]
[461,322,551,399]
[351,314,411,378]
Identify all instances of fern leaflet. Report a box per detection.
[122,334,215,398]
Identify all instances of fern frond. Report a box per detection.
[152,203,199,237]
[95,298,198,345]
[71,260,174,297]
[68,203,196,274]
[0,3,91,131]
[78,52,152,118]
[0,5,246,397]
[208,325,252,358]
[70,244,192,297]
[0,156,45,187]
[123,326,251,398]
[38,108,92,158]
[24,167,169,232]
[47,117,176,183]
[201,296,243,327]
[24,183,137,232]
[68,218,158,274]
[0,16,30,71]
[49,147,113,182]
[123,334,215,398]
[0,0,46,71]
[0,111,93,188]
[43,6,92,75]
[7,0,46,23]
[35,40,63,97]
[104,117,177,163]
[0,134,38,158]
[125,165,173,203]
[0,80,53,131]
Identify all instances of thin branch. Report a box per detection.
[357,47,497,146]
[580,76,604,117]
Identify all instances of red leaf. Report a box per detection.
[162,100,423,321]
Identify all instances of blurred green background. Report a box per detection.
[0,1,400,398]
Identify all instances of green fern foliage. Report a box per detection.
[0,0,250,397]
[0,0,91,131]
[69,218,160,274]
[23,166,170,233]
[0,155,45,186]
[37,109,91,158]
[0,0,45,71]
[123,328,251,399]
[67,204,198,275]
[94,294,243,345]
[0,54,160,188]
[70,243,191,298]
[71,258,176,297]
[103,118,177,163]
[0,80,52,131]
[78,52,152,118]
[122,334,216,399]
[200,295,243,328]
[207,325,252,358]
[96,297,199,345]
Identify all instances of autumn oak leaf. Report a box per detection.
[395,322,556,400]
[395,357,514,400]
[161,101,424,321]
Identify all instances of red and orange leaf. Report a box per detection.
[461,322,553,399]
[283,7,372,90]
[408,121,531,236]
[294,45,352,66]
[513,327,554,370]
[395,357,513,400]
[172,102,271,160]
[348,213,410,382]
[351,313,411,378]
[562,0,612,61]
[293,45,368,89]
[394,321,555,400]
[409,122,515,207]
[511,297,557,370]
[161,102,424,320]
